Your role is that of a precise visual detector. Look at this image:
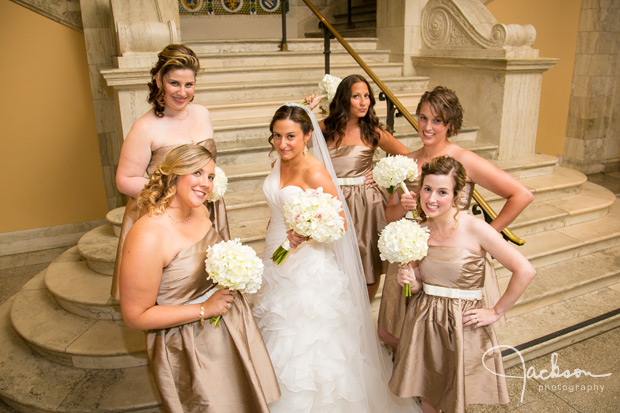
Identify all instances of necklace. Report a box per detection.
[166,208,192,223]
[429,219,459,243]
[421,142,450,163]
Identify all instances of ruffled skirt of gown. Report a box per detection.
[253,240,369,412]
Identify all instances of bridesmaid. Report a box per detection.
[377,86,534,350]
[112,43,229,300]
[120,144,279,412]
[305,74,409,300]
[390,156,535,413]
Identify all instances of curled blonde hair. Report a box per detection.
[416,156,468,223]
[137,144,214,214]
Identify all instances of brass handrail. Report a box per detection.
[472,190,526,245]
[301,0,418,132]
[299,0,525,245]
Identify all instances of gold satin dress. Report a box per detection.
[389,246,509,413]
[329,145,387,284]
[111,139,230,300]
[377,182,492,339]
[146,226,280,412]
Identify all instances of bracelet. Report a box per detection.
[199,304,205,328]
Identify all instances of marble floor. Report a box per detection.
[0,170,619,412]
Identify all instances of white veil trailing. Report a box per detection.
[289,103,418,412]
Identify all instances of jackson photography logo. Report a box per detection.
[483,345,612,403]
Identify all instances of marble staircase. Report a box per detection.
[1,37,620,410]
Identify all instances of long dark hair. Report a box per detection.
[323,74,383,147]
[147,44,200,118]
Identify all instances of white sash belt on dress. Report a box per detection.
[185,288,218,305]
[337,176,365,186]
[423,283,483,300]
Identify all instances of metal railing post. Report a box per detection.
[347,0,354,29]
[319,22,333,74]
[280,0,288,51]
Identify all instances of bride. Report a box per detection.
[252,104,419,412]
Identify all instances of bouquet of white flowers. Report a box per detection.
[207,166,227,202]
[373,155,418,195]
[317,74,342,114]
[373,155,418,219]
[204,239,263,326]
[272,187,345,264]
[378,218,430,296]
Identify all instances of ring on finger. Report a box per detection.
[227,303,232,309]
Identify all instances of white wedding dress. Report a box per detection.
[253,107,419,412]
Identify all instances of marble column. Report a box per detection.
[376,0,428,76]
[561,0,620,174]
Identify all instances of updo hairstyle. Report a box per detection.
[268,105,314,154]
[415,155,468,223]
[148,44,200,117]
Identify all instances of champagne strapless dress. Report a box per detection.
[111,139,230,300]
[147,226,279,412]
[377,181,502,339]
[389,246,509,413]
[329,145,387,284]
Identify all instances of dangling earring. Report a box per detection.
[303,141,309,156]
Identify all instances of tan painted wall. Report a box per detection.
[487,0,581,156]
[0,2,108,232]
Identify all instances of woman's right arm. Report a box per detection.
[119,222,233,330]
[385,190,416,223]
[116,119,155,198]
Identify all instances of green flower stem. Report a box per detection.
[209,315,221,327]
[404,283,411,297]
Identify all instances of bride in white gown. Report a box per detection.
[252,104,419,412]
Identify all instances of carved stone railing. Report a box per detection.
[412,0,557,160]
[110,0,180,69]
[421,0,536,55]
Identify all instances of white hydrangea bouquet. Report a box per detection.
[207,166,227,202]
[378,218,430,297]
[309,74,342,114]
[272,187,345,264]
[204,239,263,326]
[373,155,418,219]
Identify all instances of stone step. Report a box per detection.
[333,10,376,24]
[76,224,118,276]
[306,27,377,38]
[502,245,620,318]
[10,272,146,370]
[497,200,620,272]
[496,281,620,369]
[480,166,584,214]
[196,48,390,69]
[0,299,160,412]
[185,37,380,53]
[203,92,423,123]
[196,75,429,103]
[45,247,121,320]
[332,18,377,31]
[196,61,406,86]
[106,207,124,237]
[505,181,616,237]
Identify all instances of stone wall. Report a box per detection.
[562,0,620,173]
